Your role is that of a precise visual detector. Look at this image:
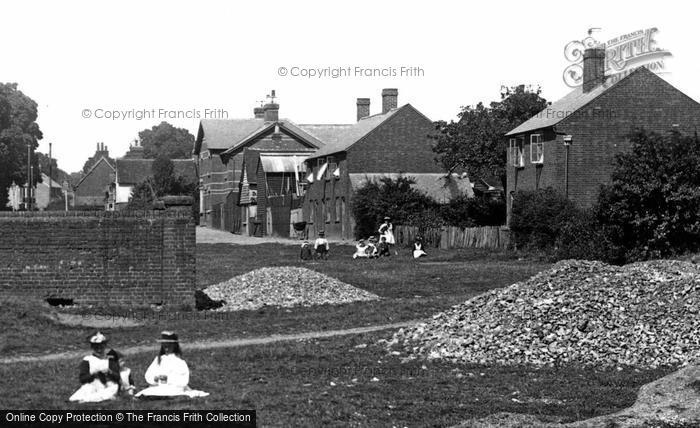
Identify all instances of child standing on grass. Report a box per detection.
[300,240,313,260]
[314,231,330,260]
[413,236,427,259]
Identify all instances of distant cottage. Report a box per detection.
[74,143,115,209]
[505,45,700,223]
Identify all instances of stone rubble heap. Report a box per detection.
[203,266,380,311]
[387,259,700,368]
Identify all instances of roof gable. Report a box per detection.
[307,104,424,160]
[76,156,115,189]
[221,120,323,159]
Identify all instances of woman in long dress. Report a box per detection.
[69,332,120,403]
[135,331,209,399]
[378,217,396,246]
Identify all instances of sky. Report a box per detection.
[2,0,698,173]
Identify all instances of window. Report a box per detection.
[324,199,331,223]
[530,134,544,164]
[509,138,524,167]
[326,156,337,180]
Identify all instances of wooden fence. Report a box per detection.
[395,225,510,250]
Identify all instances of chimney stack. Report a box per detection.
[381,88,398,114]
[356,98,370,121]
[263,103,279,122]
[254,106,265,119]
[583,46,606,93]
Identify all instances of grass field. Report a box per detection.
[2,244,547,357]
[0,242,681,426]
[0,330,674,427]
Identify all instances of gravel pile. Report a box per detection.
[387,259,700,368]
[203,266,380,311]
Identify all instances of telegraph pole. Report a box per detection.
[26,142,31,210]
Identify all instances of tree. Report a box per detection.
[139,121,195,159]
[431,85,548,188]
[126,156,197,210]
[596,129,700,260]
[0,83,43,209]
[36,152,69,183]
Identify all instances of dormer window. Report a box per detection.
[530,134,544,164]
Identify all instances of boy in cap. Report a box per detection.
[314,231,330,260]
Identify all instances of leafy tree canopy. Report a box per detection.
[139,121,195,159]
[431,85,548,188]
[0,83,43,209]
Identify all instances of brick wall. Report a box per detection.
[0,210,196,307]
[348,105,440,173]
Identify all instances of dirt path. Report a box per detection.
[0,320,418,365]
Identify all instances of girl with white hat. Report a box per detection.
[68,332,120,403]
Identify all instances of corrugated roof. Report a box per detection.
[307,107,402,159]
[506,70,640,136]
[260,154,308,173]
[349,173,473,203]
[116,159,196,185]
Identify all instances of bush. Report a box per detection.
[554,209,623,264]
[440,195,505,228]
[509,188,579,251]
[596,130,700,261]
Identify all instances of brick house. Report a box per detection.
[505,46,700,223]
[194,102,345,232]
[74,143,115,209]
[302,89,472,240]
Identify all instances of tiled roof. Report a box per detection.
[76,157,115,189]
[195,119,265,153]
[298,124,354,146]
[307,107,408,160]
[349,173,473,203]
[506,69,643,136]
[116,159,196,185]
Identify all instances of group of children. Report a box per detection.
[298,216,428,260]
[69,331,208,403]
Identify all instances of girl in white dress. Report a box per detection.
[413,236,428,259]
[135,331,209,399]
[69,332,120,403]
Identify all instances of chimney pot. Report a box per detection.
[356,98,370,121]
[381,88,398,114]
[263,103,279,122]
[583,47,606,93]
